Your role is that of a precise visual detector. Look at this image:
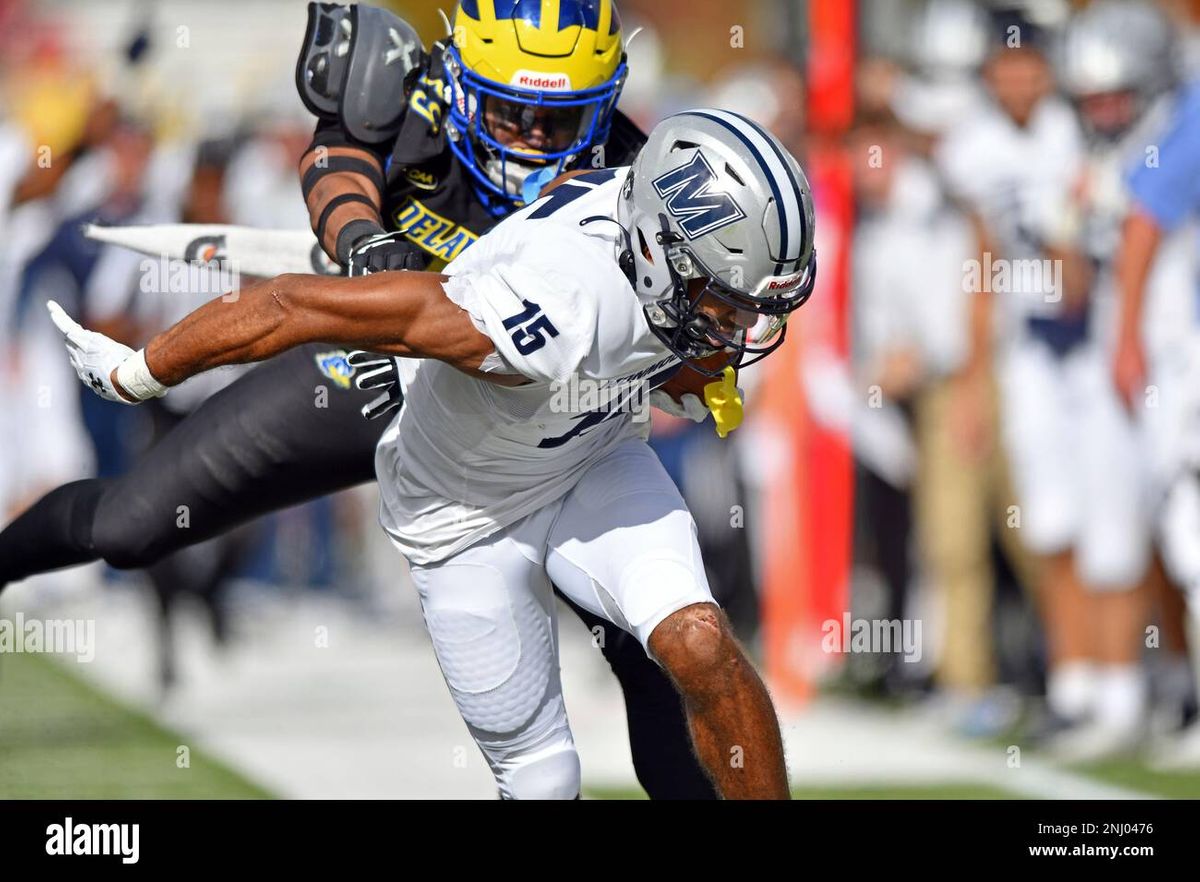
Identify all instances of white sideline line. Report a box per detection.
[778,697,1157,800]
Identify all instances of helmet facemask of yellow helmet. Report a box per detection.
[443,0,628,210]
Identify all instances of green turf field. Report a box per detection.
[1065,758,1200,800]
[0,652,271,799]
[6,650,1200,799]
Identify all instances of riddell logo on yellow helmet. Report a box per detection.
[511,70,571,91]
[453,0,624,93]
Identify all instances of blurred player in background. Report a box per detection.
[1035,0,1186,759]
[1111,0,1200,766]
[847,103,1022,721]
[936,6,1096,742]
[84,138,254,693]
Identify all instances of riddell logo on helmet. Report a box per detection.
[766,274,804,291]
[512,70,571,91]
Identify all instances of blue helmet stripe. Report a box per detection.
[462,1,613,35]
[561,0,602,30]
[686,106,806,267]
[731,112,808,266]
[489,0,537,26]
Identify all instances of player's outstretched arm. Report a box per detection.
[48,271,509,404]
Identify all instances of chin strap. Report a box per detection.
[579,215,637,287]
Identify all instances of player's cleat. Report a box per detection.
[1148,722,1200,770]
[1043,718,1146,764]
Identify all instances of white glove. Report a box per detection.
[650,389,709,422]
[47,300,167,404]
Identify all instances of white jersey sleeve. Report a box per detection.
[441,219,635,385]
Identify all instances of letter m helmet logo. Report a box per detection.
[652,152,746,240]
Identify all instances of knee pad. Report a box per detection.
[418,561,580,797]
[495,741,581,800]
[423,570,558,735]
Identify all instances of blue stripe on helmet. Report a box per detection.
[465,0,612,34]
[492,0,537,26]
[685,110,795,273]
[730,112,808,264]
[561,0,601,30]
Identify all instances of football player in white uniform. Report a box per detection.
[47,110,817,799]
[1033,0,1186,757]
[935,14,1091,736]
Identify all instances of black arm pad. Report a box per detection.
[335,218,387,266]
[301,154,386,203]
[314,192,378,248]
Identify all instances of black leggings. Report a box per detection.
[0,344,716,799]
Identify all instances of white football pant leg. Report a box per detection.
[408,504,580,800]
[1162,472,1200,608]
[545,438,717,653]
[1075,348,1152,589]
[1000,341,1079,556]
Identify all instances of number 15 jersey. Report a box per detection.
[375,168,682,566]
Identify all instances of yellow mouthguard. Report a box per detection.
[703,365,744,439]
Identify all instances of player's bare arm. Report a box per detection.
[1112,209,1162,411]
[47,270,519,405]
[299,141,387,261]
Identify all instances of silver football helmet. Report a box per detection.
[1057,0,1176,138]
[908,0,990,78]
[616,109,816,373]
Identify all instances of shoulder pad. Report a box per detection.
[296,3,425,145]
[296,3,353,119]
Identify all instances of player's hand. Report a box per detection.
[346,350,403,420]
[347,230,430,276]
[650,389,709,422]
[947,368,993,463]
[1113,328,1147,413]
[46,300,164,405]
[651,365,745,437]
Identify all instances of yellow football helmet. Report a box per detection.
[444,0,627,209]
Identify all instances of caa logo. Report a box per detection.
[511,70,571,91]
[406,168,438,191]
[652,152,746,240]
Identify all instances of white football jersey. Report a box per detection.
[375,168,683,565]
[1071,96,1197,352]
[936,97,1083,330]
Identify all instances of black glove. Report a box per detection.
[346,350,403,421]
[345,227,430,276]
